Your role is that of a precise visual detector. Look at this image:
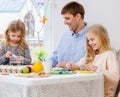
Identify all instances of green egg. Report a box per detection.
[22,67,29,73]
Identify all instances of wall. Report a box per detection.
[45,0,120,54]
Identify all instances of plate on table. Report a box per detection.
[73,70,92,74]
[49,67,75,75]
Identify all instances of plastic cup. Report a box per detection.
[42,60,52,73]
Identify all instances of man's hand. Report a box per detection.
[56,62,67,68]
[66,62,77,70]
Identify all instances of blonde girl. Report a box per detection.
[0,19,31,65]
[66,24,119,97]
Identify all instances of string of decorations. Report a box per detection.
[23,0,49,45]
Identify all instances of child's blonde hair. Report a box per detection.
[5,19,26,53]
[85,24,112,64]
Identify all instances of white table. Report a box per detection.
[0,73,104,97]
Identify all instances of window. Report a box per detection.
[0,0,49,62]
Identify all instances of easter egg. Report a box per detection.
[32,62,44,73]
[22,67,29,73]
[27,66,32,73]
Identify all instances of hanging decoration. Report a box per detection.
[40,16,47,24]
[30,0,49,44]
[24,10,35,38]
[31,0,49,18]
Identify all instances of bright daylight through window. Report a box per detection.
[0,0,49,63]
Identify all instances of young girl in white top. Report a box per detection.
[66,24,119,97]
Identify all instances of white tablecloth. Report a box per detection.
[0,73,104,97]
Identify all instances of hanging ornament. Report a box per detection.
[40,16,47,24]
[24,10,35,37]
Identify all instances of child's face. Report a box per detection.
[8,31,22,44]
[87,32,101,51]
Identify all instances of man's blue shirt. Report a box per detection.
[48,24,88,67]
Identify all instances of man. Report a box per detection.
[48,1,88,67]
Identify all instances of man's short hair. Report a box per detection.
[61,1,85,19]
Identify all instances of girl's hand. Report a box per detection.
[66,62,76,70]
[16,56,23,63]
[85,64,97,72]
[5,51,12,58]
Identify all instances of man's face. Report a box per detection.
[62,12,79,32]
